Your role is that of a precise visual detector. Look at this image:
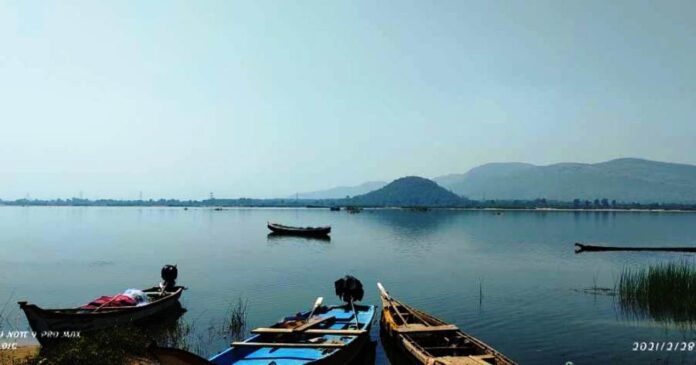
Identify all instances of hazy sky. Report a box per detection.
[1,1,695,199]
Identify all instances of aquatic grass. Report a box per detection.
[618,261,696,323]
[221,297,248,342]
[152,296,248,358]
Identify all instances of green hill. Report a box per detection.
[348,176,465,207]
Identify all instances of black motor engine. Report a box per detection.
[161,264,178,291]
[334,275,364,303]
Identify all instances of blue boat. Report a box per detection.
[152,276,374,365]
[210,303,375,364]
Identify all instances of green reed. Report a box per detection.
[618,261,696,323]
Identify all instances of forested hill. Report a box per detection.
[348,176,465,206]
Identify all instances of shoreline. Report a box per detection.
[1,205,695,213]
[0,345,39,364]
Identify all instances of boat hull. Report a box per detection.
[379,325,422,365]
[18,287,184,344]
[267,223,331,237]
[210,304,375,365]
[380,314,424,365]
[309,326,371,365]
[378,286,517,365]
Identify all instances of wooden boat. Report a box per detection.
[378,283,516,365]
[267,222,331,236]
[19,286,185,344]
[153,300,375,365]
[19,265,185,345]
[574,242,696,253]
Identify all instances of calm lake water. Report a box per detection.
[2,206,696,364]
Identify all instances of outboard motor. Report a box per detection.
[334,275,364,303]
[160,264,178,292]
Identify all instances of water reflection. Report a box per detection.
[142,302,189,347]
[379,328,413,365]
[266,233,331,243]
[350,340,377,365]
[365,209,457,236]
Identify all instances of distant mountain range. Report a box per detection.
[295,181,386,199]
[6,158,696,208]
[434,158,696,203]
[348,176,464,206]
[302,158,696,204]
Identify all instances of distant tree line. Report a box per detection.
[465,198,696,211]
[2,197,696,210]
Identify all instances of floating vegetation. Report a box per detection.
[618,261,696,324]
[575,287,616,296]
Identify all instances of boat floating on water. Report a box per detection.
[153,275,374,365]
[574,242,696,253]
[19,265,185,345]
[378,283,516,365]
[267,222,331,237]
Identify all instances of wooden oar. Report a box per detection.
[349,300,361,329]
[377,283,390,300]
[307,297,323,319]
[94,292,123,312]
[377,283,408,325]
[378,283,430,325]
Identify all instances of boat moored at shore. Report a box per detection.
[378,283,516,365]
[18,265,185,345]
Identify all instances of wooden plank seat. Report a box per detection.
[396,324,459,333]
[293,315,335,331]
[230,341,344,348]
[423,346,473,351]
[468,354,497,364]
[434,355,496,365]
[251,328,365,335]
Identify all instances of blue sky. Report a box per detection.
[1,0,695,199]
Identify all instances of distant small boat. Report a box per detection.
[267,222,331,236]
[19,265,185,345]
[377,283,517,365]
[330,206,341,211]
[345,206,363,214]
[405,206,430,212]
